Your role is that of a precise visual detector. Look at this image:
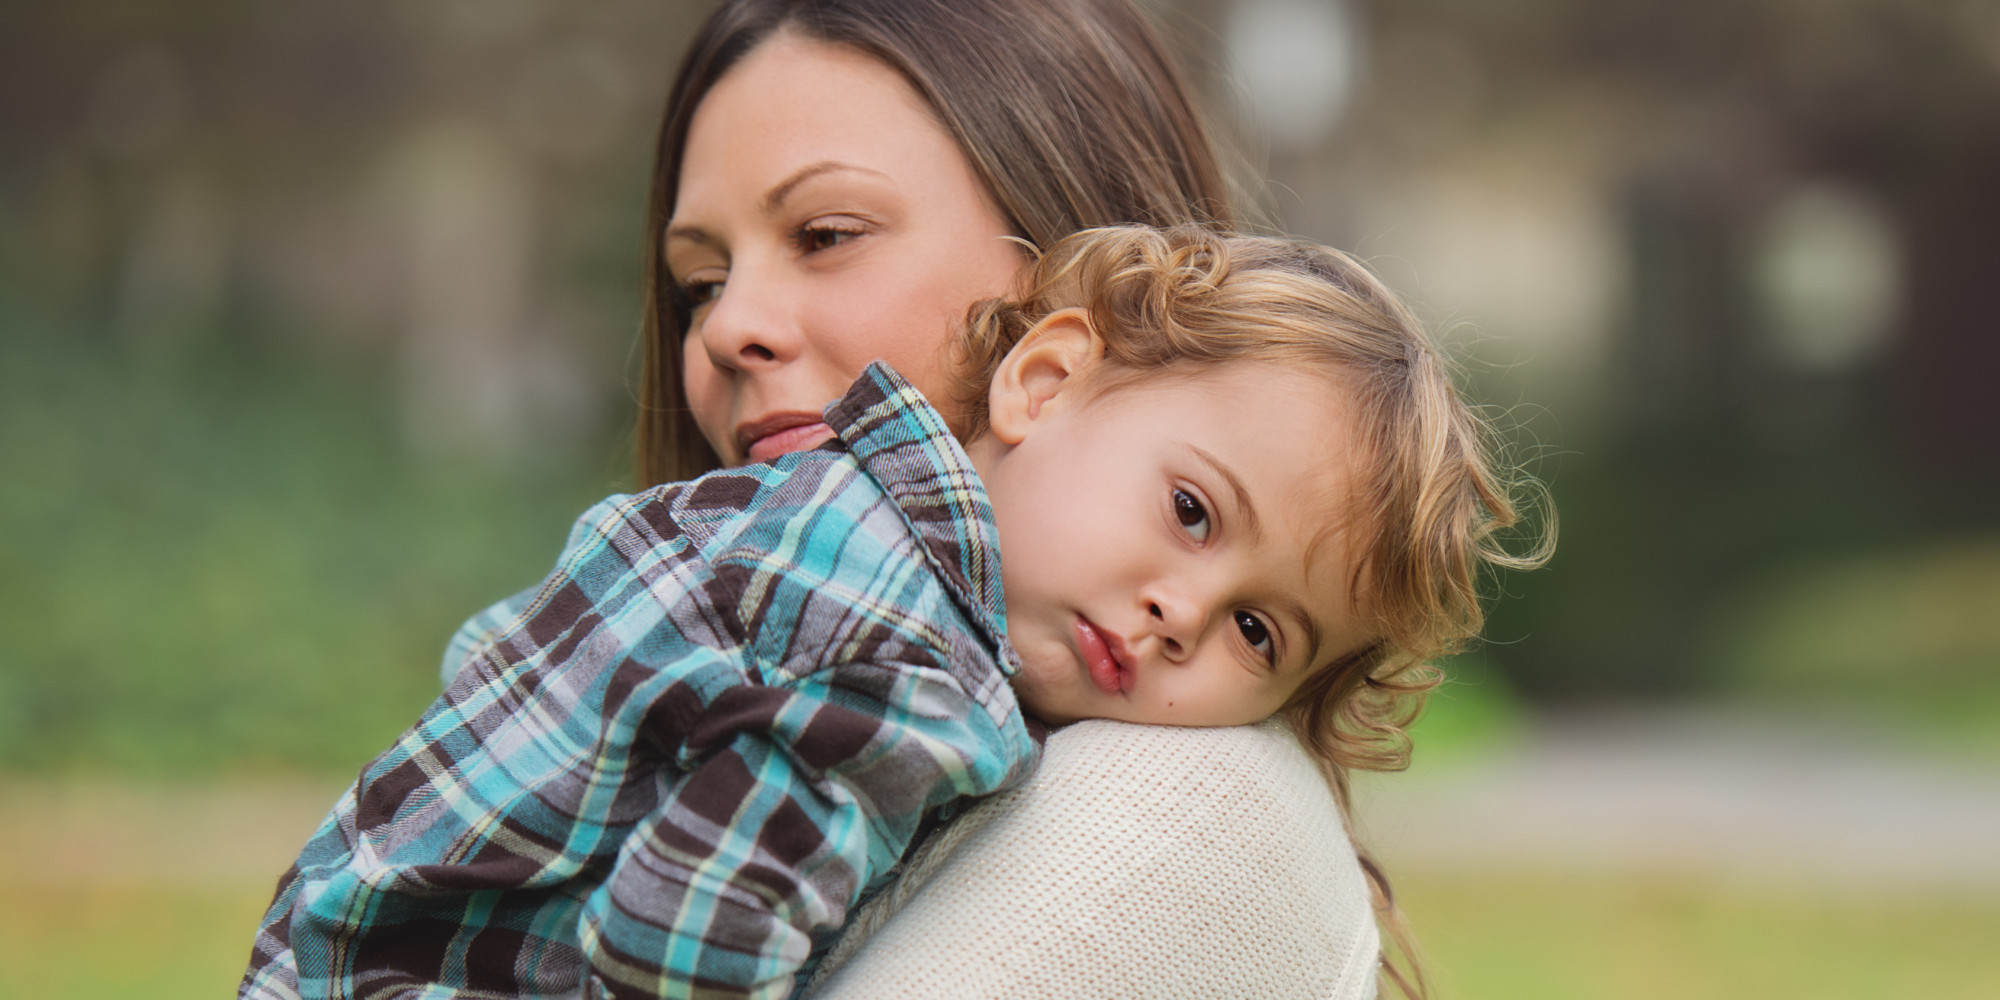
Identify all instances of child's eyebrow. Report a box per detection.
[1275,595,1324,670]
[1186,445,1261,543]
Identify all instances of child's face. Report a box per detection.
[971,348,1370,728]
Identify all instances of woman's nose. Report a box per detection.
[695,273,803,372]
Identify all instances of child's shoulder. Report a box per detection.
[659,442,878,540]
[569,445,932,594]
[535,444,863,579]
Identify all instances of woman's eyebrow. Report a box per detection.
[665,161,889,248]
[762,160,890,214]
[1187,445,1261,543]
[663,223,718,249]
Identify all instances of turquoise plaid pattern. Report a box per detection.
[242,364,1037,1000]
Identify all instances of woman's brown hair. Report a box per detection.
[955,225,1558,999]
[636,0,1233,485]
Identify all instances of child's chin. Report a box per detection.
[1013,687,1087,728]
[1019,703,1080,728]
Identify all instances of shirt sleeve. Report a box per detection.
[800,720,1382,1000]
[576,651,1032,1000]
[438,585,538,687]
[437,499,630,688]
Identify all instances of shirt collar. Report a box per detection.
[822,362,1013,667]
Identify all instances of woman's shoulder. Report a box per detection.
[1039,717,1338,808]
[806,720,1381,1000]
[1003,719,1357,844]
[991,720,1373,914]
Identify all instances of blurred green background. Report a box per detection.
[3,1,1997,997]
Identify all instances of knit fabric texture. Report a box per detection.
[804,719,1380,1000]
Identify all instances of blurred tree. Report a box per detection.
[1325,0,2000,697]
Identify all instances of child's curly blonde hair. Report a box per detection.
[951,225,1553,997]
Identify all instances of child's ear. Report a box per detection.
[986,308,1104,445]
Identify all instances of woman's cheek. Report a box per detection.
[680,337,735,462]
[826,288,958,402]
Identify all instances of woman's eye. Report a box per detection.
[674,278,723,313]
[1171,488,1209,542]
[1234,611,1274,664]
[794,221,864,253]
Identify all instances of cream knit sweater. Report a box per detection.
[804,719,1380,999]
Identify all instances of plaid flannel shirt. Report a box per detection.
[243,364,1038,1000]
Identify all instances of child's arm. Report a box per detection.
[439,499,619,687]
[575,651,1033,1000]
[437,586,536,686]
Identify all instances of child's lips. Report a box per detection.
[1075,616,1134,696]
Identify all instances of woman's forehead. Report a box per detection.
[679,35,944,189]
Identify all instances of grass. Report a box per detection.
[1707,535,2000,762]
[5,862,1996,998]
[1399,870,2000,999]
[0,881,277,1000]
[0,316,623,775]
[1405,655,1527,765]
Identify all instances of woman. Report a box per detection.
[640,2,1396,996]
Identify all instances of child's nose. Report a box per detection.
[1146,597,1197,662]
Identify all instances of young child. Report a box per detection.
[243,226,1539,1000]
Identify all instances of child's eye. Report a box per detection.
[1172,488,1209,542]
[1234,611,1274,664]
[793,219,865,254]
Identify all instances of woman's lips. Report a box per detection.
[1075,617,1134,696]
[739,413,834,463]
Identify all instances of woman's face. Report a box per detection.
[667,32,1026,466]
